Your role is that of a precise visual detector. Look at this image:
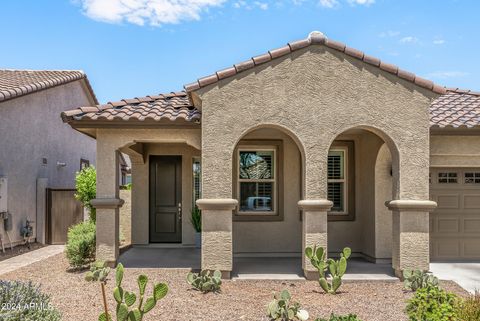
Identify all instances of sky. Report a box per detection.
[1,0,479,103]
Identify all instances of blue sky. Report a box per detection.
[1,0,479,103]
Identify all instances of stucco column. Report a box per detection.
[386,200,437,277]
[92,142,123,266]
[298,199,333,280]
[196,198,238,279]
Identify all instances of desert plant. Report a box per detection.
[75,166,97,221]
[457,291,480,321]
[187,270,222,293]
[0,280,61,321]
[85,261,111,321]
[305,246,351,294]
[98,263,169,321]
[190,206,201,233]
[405,286,459,321]
[65,220,96,267]
[315,313,362,321]
[267,290,309,321]
[403,269,439,291]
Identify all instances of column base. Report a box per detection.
[304,270,319,281]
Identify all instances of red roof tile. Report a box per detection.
[0,69,97,104]
[183,31,446,95]
[430,90,480,128]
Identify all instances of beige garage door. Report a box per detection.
[430,168,480,261]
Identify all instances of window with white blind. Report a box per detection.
[328,148,347,213]
[238,148,276,214]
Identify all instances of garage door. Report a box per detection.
[430,168,480,261]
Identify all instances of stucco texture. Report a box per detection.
[195,45,436,273]
[0,81,96,245]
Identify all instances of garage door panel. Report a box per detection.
[436,194,460,209]
[464,240,480,257]
[430,168,480,261]
[464,194,480,209]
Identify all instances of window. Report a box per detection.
[328,141,355,221]
[465,172,480,184]
[233,140,283,221]
[193,157,201,206]
[438,172,458,184]
[80,158,90,170]
[238,149,275,213]
[328,148,347,213]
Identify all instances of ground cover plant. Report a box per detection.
[65,220,96,268]
[405,285,459,321]
[187,269,222,293]
[457,290,480,321]
[305,246,351,294]
[315,314,362,321]
[0,280,61,321]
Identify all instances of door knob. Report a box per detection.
[178,203,182,220]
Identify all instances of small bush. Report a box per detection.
[457,291,480,321]
[0,280,61,321]
[315,313,362,321]
[403,269,439,291]
[187,270,222,293]
[75,166,96,221]
[65,220,96,268]
[405,286,459,321]
[267,290,309,321]
[190,206,201,233]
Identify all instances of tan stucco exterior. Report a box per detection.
[0,81,96,245]
[85,44,480,278]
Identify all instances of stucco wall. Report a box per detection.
[430,135,480,167]
[375,143,393,260]
[0,81,96,245]
[232,128,302,254]
[196,45,435,205]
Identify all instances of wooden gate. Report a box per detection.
[46,189,84,244]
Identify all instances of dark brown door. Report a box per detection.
[149,156,182,243]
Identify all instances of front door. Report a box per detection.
[149,156,182,243]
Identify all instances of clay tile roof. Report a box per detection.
[0,69,98,104]
[61,91,200,124]
[430,90,480,128]
[183,31,446,95]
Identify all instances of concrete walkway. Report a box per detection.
[0,245,64,276]
[430,262,480,293]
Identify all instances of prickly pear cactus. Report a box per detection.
[266,290,309,321]
[305,246,352,295]
[186,269,222,293]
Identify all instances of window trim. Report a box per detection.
[328,147,348,215]
[233,140,284,222]
[192,157,202,207]
[328,141,355,222]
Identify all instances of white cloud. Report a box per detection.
[348,0,374,5]
[319,0,339,8]
[379,30,400,38]
[78,0,226,26]
[254,1,269,9]
[433,39,446,45]
[234,0,268,9]
[426,71,469,79]
[399,36,419,44]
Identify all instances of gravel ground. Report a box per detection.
[1,253,467,321]
[0,242,44,262]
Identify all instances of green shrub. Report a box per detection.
[190,206,201,233]
[267,290,309,321]
[0,280,61,321]
[405,286,459,321]
[403,269,439,291]
[187,270,222,293]
[457,291,480,321]
[75,166,96,221]
[65,220,96,267]
[315,313,362,321]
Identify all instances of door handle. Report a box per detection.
[178,203,182,220]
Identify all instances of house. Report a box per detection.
[61,32,480,278]
[0,69,97,247]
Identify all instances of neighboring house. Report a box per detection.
[62,32,480,278]
[0,69,97,247]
